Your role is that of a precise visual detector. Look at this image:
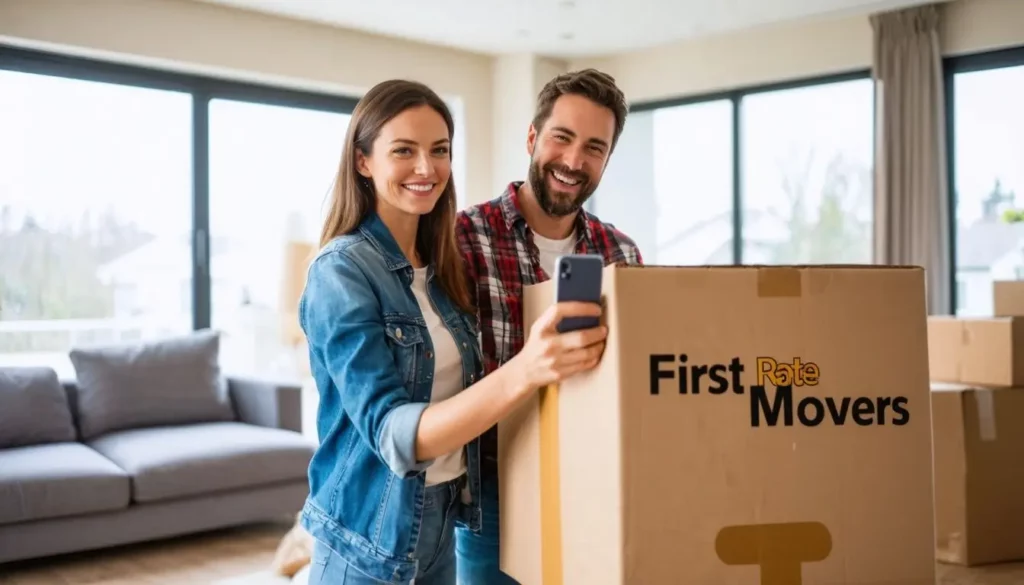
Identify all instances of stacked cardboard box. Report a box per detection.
[927,280,1024,566]
[499,265,936,584]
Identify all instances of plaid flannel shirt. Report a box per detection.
[456,182,644,468]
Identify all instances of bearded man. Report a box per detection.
[454,68,645,584]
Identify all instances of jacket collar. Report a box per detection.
[358,212,413,272]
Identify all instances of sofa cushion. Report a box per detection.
[0,367,76,449]
[68,329,235,440]
[88,422,315,503]
[0,443,131,525]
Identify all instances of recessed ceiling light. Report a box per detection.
[559,0,575,8]
[560,32,575,40]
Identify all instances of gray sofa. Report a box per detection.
[0,329,316,565]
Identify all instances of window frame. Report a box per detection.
[601,69,873,265]
[0,44,359,331]
[942,44,1024,315]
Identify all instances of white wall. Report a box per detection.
[569,0,1024,104]
[490,54,569,195]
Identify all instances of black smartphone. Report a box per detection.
[553,254,603,333]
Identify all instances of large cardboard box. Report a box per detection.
[993,280,1024,317]
[932,382,1024,566]
[926,316,1024,386]
[500,265,936,585]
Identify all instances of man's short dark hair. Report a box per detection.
[532,69,628,151]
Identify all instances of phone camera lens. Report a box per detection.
[560,263,571,279]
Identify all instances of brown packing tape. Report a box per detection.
[539,383,563,584]
[715,521,832,584]
[535,294,609,584]
[757,268,803,298]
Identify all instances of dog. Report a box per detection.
[272,512,314,578]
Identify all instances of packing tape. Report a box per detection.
[715,521,832,584]
[539,383,563,584]
[757,268,802,298]
[975,389,997,441]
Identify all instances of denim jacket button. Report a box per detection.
[426,350,434,359]
[395,327,403,340]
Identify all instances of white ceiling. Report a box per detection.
[195,0,939,58]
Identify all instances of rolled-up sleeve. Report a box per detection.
[300,250,434,478]
[378,402,431,476]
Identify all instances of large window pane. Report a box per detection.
[953,64,1024,316]
[0,70,193,377]
[740,79,874,264]
[592,100,735,265]
[208,99,351,376]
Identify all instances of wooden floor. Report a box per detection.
[1,521,1023,584]
[0,520,293,585]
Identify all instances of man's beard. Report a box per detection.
[527,158,596,218]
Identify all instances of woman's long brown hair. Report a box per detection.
[319,79,473,315]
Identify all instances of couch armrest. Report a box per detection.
[228,376,303,433]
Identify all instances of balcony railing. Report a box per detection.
[0,315,304,381]
[0,317,183,352]
[0,317,184,374]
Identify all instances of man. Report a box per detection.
[454,68,644,583]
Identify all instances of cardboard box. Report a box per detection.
[993,280,1024,317]
[926,316,1024,386]
[500,265,936,585]
[932,382,1024,566]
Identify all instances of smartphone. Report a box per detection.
[553,254,603,333]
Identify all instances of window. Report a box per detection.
[0,69,193,377]
[956,279,968,313]
[948,49,1024,317]
[740,79,874,264]
[208,99,351,374]
[591,72,874,267]
[0,46,358,377]
[594,100,734,265]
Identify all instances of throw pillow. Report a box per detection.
[69,329,235,440]
[0,367,76,449]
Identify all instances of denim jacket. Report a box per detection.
[297,212,485,583]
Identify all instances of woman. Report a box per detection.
[299,79,608,585]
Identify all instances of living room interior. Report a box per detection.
[1,0,1024,583]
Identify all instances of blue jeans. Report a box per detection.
[308,478,461,585]
[455,473,520,584]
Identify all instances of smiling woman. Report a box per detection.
[355,104,454,246]
[298,79,609,584]
[318,80,468,312]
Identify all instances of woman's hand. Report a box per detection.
[413,301,606,462]
[508,301,608,395]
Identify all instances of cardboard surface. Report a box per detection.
[500,265,936,585]
[932,382,1024,566]
[926,316,1024,387]
[993,281,1024,317]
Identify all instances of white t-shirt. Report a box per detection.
[533,230,577,279]
[410,267,467,485]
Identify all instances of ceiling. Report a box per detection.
[194,0,939,58]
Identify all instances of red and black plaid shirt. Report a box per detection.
[456,182,644,465]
